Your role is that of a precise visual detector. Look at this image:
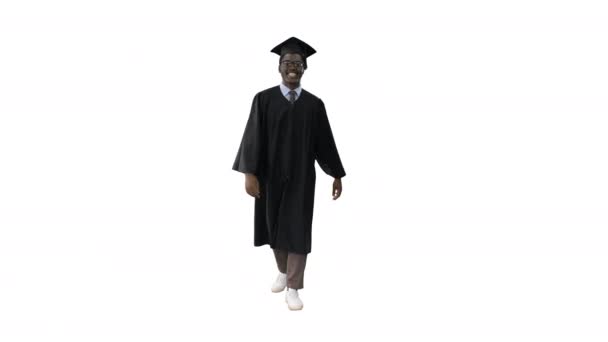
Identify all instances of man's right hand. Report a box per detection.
[245,173,261,198]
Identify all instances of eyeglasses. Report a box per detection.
[280,61,304,68]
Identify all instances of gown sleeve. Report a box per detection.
[314,99,346,179]
[233,93,264,176]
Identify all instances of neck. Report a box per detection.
[283,81,300,90]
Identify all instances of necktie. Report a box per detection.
[288,90,297,104]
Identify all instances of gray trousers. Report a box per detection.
[272,249,308,290]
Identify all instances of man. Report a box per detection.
[232,37,346,311]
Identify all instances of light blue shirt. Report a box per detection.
[279,83,302,102]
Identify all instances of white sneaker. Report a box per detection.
[271,273,287,293]
[285,288,303,311]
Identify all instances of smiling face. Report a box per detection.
[279,53,305,89]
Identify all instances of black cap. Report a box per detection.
[271,37,316,69]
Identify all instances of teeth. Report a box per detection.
[288,73,297,77]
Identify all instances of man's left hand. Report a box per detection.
[332,178,342,200]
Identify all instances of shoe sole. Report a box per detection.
[285,298,303,311]
[271,287,286,293]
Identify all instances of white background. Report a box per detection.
[1,1,607,341]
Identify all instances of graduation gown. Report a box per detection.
[232,85,345,254]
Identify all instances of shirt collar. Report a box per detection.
[280,83,302,97]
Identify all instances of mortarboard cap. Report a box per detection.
[271,37,316,69]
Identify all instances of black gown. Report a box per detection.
[232,85,346,254]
